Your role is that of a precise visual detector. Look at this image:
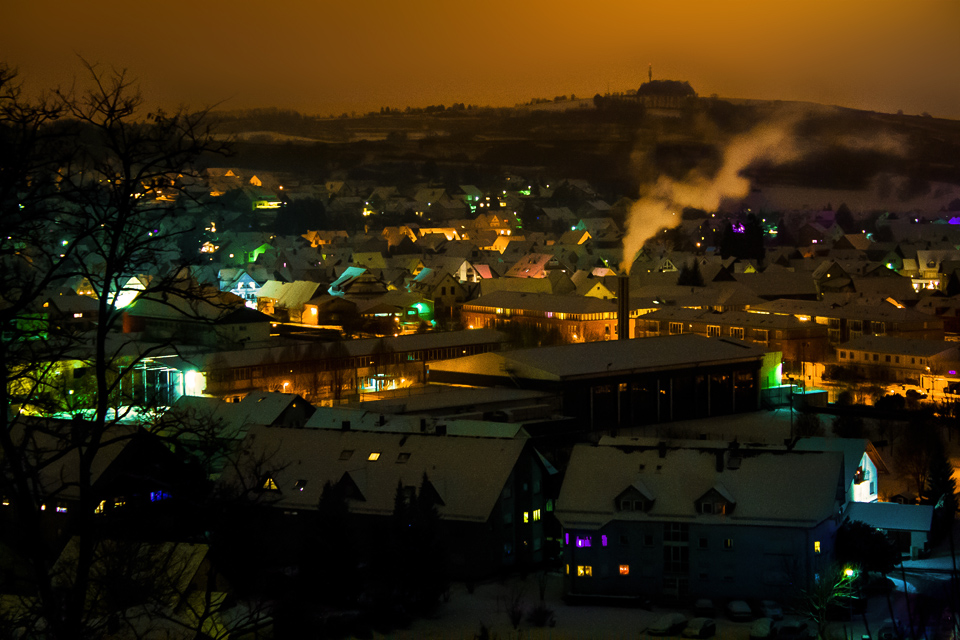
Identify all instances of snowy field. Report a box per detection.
[358,571,887,640]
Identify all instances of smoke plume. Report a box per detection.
[620,120,802,271]
[619,112,911,272]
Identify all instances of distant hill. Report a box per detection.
[213,96,960,199]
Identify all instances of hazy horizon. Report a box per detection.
[8,0,960,120]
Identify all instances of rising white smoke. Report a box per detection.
[619,106,913,272]
[620,119,804,271]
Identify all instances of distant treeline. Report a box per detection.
[211,99,960,193]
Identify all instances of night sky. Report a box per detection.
[8,0,960,118]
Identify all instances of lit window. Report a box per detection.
[524,511,530,523]
[262,478,279,491]
[577,565,593,577]
[724,538,733,549]
[95,500,106,514]
[619,564,630,576]
[601,535,608,547]
[56,504,68,513]
[368,452,381,461]
[576,536,592,547]
[73,313,83,318]
[566,564,570,574]
[814,541,821,554]
[532,509,541,521]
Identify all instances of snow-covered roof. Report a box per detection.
[225,425,532,522]
[839,335,956,358]
[844,501,933,533]
[556,443,843,530]
[430,334,764,383]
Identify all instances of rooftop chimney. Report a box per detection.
[617,274,630,340]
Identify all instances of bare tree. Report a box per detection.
[0,60,235,639]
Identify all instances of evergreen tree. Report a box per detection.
[896,417,940,498]
[832,414,866,438]
[921,435,958,540]
[677,259,704,287]
[410,472,447,612]
[834,203,855,233]
[835,520,899,576]
[315,480,358,605]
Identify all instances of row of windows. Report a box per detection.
[568,530,738,550]
[838,351,925,365]
[208,344,497,383]
[666,323,768,342]
[466,306,617,322]
[570,532,822,557]
[568,564,746,582]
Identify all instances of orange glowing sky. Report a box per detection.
[8,0,960,119]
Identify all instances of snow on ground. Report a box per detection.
[357,571,882,640]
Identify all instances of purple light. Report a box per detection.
[576,536,592,548]
[149,491,170,502]
[732,222,745,234]
[601,535,608,547]
[950,370,956,375]
[565,533,569,545]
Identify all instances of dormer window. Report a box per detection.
[699,501,728,515]
[696,486,736,516]
[615,480,655,513]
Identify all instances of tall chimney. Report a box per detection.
[617,274,630,340]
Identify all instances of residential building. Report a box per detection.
[222,422,556,578]
[556,438,845,601]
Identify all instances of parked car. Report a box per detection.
[648,613,690,636]
[694,599,716,617]
[727,600,754,621]
[750,618,775,640]
[682,618,717,638]
[826,594,865,620]
[777,619,811,639]
[758,600,783,620]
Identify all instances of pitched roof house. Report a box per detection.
[556,438,845,601]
